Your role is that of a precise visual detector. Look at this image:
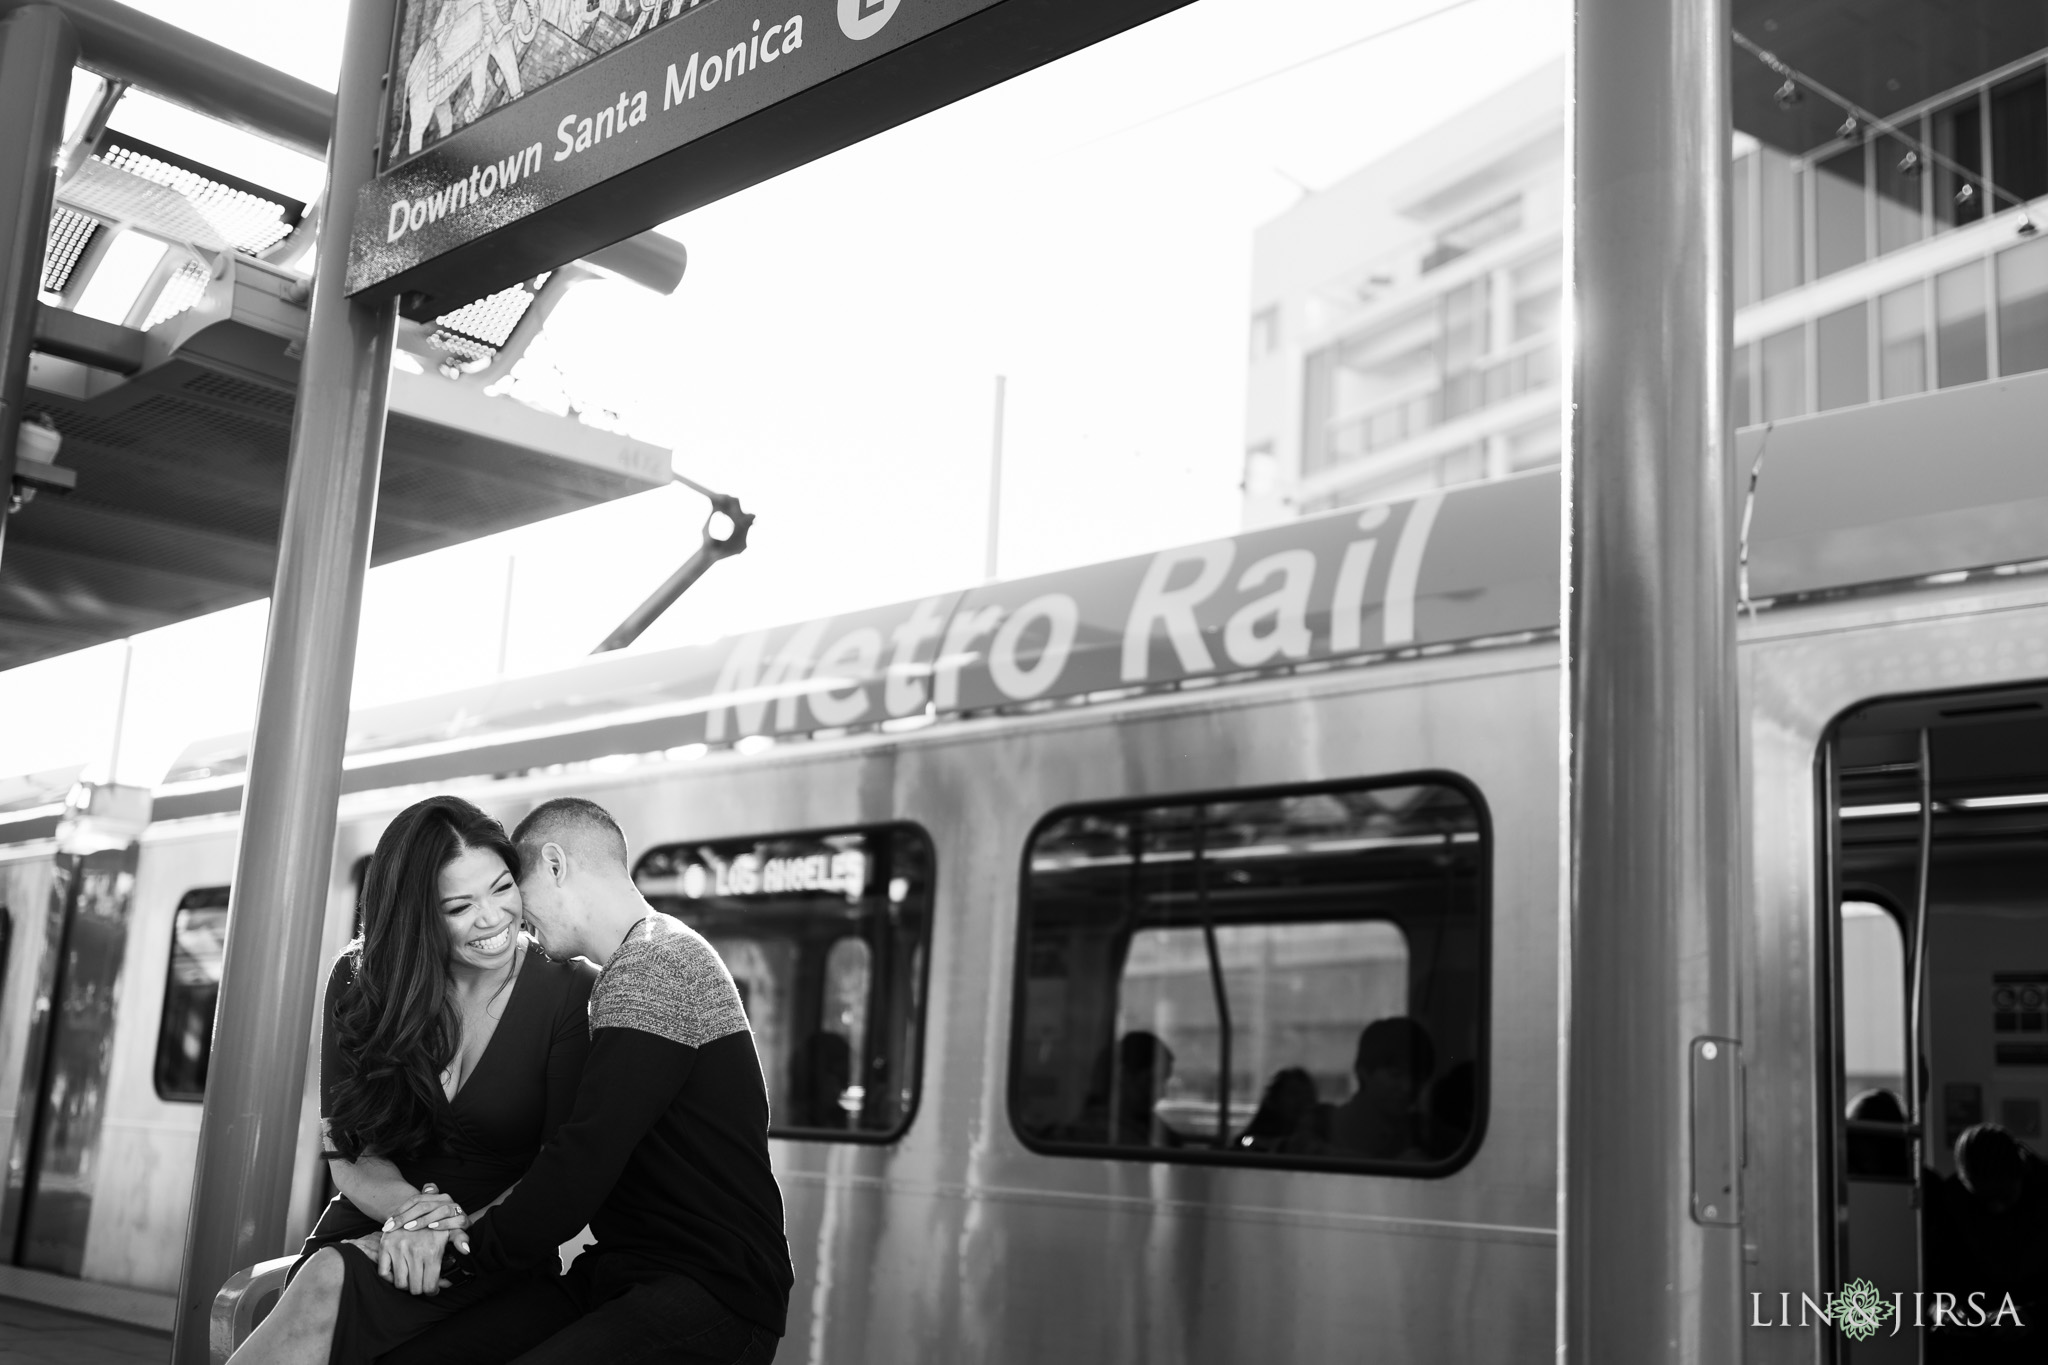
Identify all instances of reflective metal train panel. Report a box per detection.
[1742,576,2048,1364]
[459,645,1566,1364]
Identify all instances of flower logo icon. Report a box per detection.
[1835,1280,1895,1342]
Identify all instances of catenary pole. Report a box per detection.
[169,0,398,1358]
[0,6,77,570]
[1564,0,1742,1359]
[985,374,1006,582]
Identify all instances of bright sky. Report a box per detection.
[0,0,1565,790]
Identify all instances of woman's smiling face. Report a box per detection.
[440,843,521,970]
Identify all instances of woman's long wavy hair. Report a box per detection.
[326,795,518,1163]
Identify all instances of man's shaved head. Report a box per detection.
[514,797,629,870]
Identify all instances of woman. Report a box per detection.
[230,796,597,1365]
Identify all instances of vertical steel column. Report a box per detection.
[0,5,76,568]
[1564,0,1741,1359]
[169,0,397,1358]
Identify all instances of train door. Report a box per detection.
[0,840,141,1274]
[1824,688,2048,1361]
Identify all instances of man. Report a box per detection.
[386,796,791,1364]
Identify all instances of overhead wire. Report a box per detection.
[1083,0,1496,148]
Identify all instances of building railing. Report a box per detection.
[1317,337,1557,469]
[1733,53,2046,308]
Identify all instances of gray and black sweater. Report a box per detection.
[458,914,793,1335]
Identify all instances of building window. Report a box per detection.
[1422,197,1521,273]
[1242,442,1278,497]
[1505,417,1561,473]
[1248,306,1280,359]
[1509,249,1561,343]
[1874,129,1926,257]
[1760,324,1809,421]
[1731,342,1755,427]
[1816,303,1870,412]
[1936,261,1989,388]
[1997,235,2048,377]
[1732,151,1757,309]
[1012,778,1489,1172]
[1814,143,1868,279]
[154,887,229,1102]
[1304,252,1559,476]
[1758,147,1805,299]
[1435,443,1485,488]
[1990,68,2047,209]
[1932,94,1985,231]
[633,825,932,1140]
[1879,284,1929,398]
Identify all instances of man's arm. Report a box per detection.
[455,1026,696,1275]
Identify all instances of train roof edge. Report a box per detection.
[94,367,2048,824]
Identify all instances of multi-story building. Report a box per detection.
[1242,61,1566,526]
[1245,44,2048,527]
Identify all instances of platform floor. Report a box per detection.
[0,1296,169,1365]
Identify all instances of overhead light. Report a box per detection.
[1837,115,1859,139]
[1955,793,2048,810]
[1897,150,1921,177]
[73,231,167,325]
[1841,802,1926,819]
[1774,79,1802,110]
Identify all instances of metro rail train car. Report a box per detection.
[3,373,2048,1361]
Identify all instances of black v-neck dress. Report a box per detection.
[289,945,597,1365]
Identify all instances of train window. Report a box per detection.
[1840,901,1908,1106]
[154,886,229,1102]
[633,825,932,1141]
[1012,778,1489,1173]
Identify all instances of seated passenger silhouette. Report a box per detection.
[1421,1059,1476,1159]
[1925,1124,2048,1361]
[786,1030,853,1129]
[1070,1031,1177,1147]
[1236,1067,1318,1152]
[1843,1087,1911,1180]
[1327,1018,1435,1159]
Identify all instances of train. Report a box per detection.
[4,371,2048,1361]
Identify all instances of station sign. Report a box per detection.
[348,0,1197,315]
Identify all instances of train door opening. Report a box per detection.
[1826,687,2048,1361]
[0,842,140,1276]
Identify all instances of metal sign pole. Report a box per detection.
[0,5,77,570]
[169,0,399,1357]
[1564,0,1743,1358]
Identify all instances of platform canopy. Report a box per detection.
[1,48,680,672]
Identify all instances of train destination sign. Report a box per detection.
[349,0,1197,314]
